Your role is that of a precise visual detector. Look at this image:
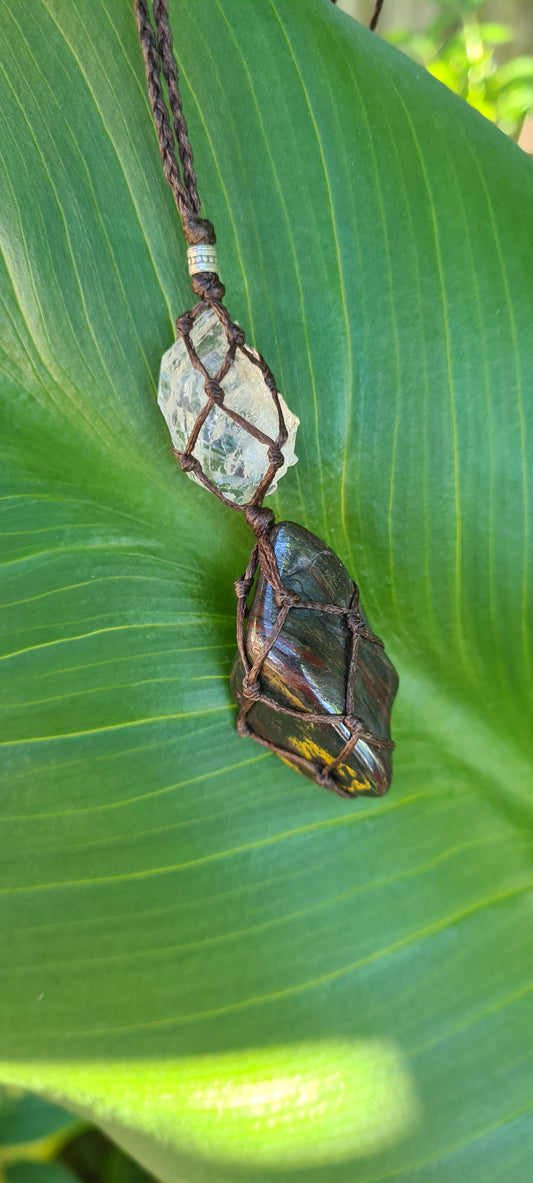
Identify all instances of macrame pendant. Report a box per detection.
[135,0,399,799]
[231,521,398,798]
[154,294,398,800]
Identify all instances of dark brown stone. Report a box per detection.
[230,522,398,797]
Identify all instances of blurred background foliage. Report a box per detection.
[5,0,530,1181]
[0,1088,154,1183]
[342,0,533,148]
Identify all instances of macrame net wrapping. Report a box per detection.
[173,292,288,511]
[232,524,395,798]
[169,282,394,797]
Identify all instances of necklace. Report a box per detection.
[134,0,398,799]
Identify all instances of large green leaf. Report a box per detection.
[1,1,532,1180]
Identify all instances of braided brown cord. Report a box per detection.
[134,0,197,222]
[152,0,200,214]
[134,0,216,249]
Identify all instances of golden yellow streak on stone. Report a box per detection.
[287,735,371,793]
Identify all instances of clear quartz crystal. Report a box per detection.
[157,306,299,505]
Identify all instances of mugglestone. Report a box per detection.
[231,522,399,797]
[158,306,299,505]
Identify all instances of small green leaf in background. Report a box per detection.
[0,1090,77,1151]
[4,1165,78,1183]
[0,1087,80,1182]
[0,1,532,1182]
[0,1085,154,1183]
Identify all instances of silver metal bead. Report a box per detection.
[187,244,219,277]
